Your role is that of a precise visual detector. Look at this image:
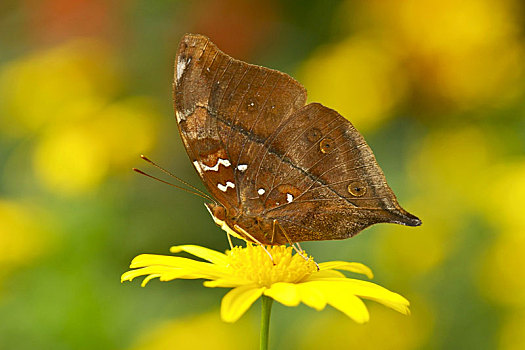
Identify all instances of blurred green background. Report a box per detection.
[1,0,525,349]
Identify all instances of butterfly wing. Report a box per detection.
[174,33,307,212]
[175,33,420,244]
[174,34,238,209]
[254,103,421,242]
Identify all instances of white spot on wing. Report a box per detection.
[218,181,235,192]
[176,56,191,82]
[258,188,265,195]
[193,160,203,174]
[202,158,231,172]
[237,164,248,172]
[286,193,293,203]
[176,107,192,122]
[176,110,183,122]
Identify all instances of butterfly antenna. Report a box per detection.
[139,155,216,204]
[133,168,215,203]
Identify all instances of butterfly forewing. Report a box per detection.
[175,34,239,209]
[175,34,307,211]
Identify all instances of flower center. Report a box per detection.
[226,245,317,287]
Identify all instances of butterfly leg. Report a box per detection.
[233,224,275,264]
[226,231,234,250]
[270,220,277,245]
[274,220,319,270]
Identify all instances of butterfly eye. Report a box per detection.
[319,137,334,153]
[212,205,226,221]
[348,181,367,197]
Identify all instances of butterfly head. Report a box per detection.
[204,203,245,241]
[204,202,228,222]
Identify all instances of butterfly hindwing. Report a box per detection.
[255,103,420,241]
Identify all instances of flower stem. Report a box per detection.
[260,295,273,350]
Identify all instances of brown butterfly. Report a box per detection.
[174,33,420,246]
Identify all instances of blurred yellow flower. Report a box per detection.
[298,36,407,131]
[408,126,500,211]
[367,0,524,109]
[122,244,409,323]
[376,198,454,277]
[480,231,525,307]
[33,123,110,195]
[483,161,525,232]
[130,312,256,350]
[32,97,158,195]
[0,39,160,196]
[0,199,54,283]
[0,39,118,136]
[387,126,504,277]
[298,298,433,350]
[498,311,525,350]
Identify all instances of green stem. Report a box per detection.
[260,295,273,350]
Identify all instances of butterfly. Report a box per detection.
[173,33,421,246]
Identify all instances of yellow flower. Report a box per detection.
[122,244,410,323]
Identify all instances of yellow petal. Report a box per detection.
[338,279,410,314]
[331,295,369,323]
[307,281,370,323]
[130,254,207,268]
[121,266,178,282]
[318,261,374,278]
[170,245,228,266]
[307,279,410,316]
[121,265,221,286]
[221,285,264,323]
[159,270,213,281]
[141,274,161,287]
[264,283,301,306]
[129,254,227,279]
[297,283,327,310]
[303,269,346,281]
[203,278,249,288]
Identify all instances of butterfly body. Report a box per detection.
[174,34,421,245]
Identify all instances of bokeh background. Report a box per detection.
[1,0,524,349]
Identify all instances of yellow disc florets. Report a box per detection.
[226,244,317,287]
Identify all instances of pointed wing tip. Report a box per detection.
[402,214,422,227]
[385,207,422,227]
[411,219,422,227]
